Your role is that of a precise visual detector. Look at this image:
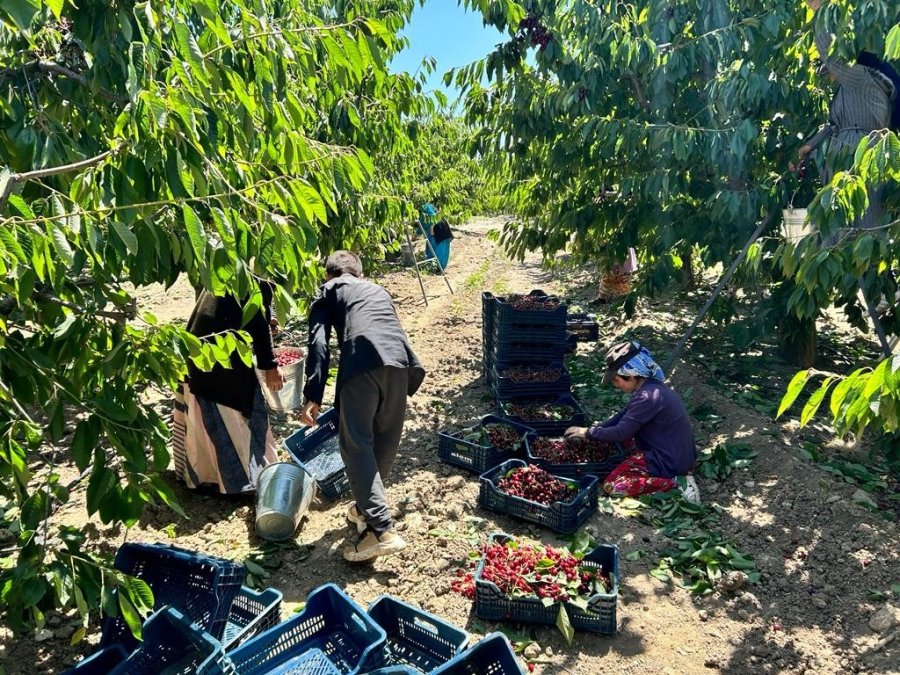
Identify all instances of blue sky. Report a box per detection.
[389,2,506,96]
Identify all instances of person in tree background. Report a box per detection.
[591,248,638,305]
[172,281,284,494]
[564,341,700,503]
[418,203,453,271]
[300,251,425,562]
[791,0,896,233]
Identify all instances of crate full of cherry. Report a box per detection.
[452,533,618,636]
[527,436,624,480]
[497,394,587,436]
[494,290,567,327]
[437,415,536,474]
[491,361,571,399]
[478,460,599,534]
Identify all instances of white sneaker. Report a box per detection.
[346,503,367,534]
[343,528,407,562]
[681,475,701,504]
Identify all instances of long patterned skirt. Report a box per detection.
[602,452,679,497]
[172,382,279,494]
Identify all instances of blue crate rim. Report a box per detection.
[366,594,469,653]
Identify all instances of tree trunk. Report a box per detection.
[680,245,695,290]
[779,315,817,367]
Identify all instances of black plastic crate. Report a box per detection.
[478,460,599,534]
[492,361,571,399]
[526,436,625,481]
[492,338,567,362]
[492,320,566,343]
[222,586,283,652]
[495,290,567,326]
[482,292,496,382]
[437,415,535,474]
[566,312,599,341]
[497,394,587,436]
[282,407,351,501]
[475,533,618,635]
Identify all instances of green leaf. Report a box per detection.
[555,603,575,645]
[71,417,100,472]
[886,24,900,60]
[46,0,65,20]
[624,549,645,561]
[0,0,40,32]
[243,559,267,577]
[241,288,263,328]
[117,592,143,641]
[777,369,812,418]
[111,222,139,255]
[174,23,208,84]
[182,204,207,262]
[800,377,835,427]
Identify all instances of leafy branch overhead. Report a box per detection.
[0,0,450,636]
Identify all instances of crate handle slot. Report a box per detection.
[412,616,440,634]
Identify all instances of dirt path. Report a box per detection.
[9,216,899,674]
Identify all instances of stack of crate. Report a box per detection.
[482,290,571,402]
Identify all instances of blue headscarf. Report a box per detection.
[617,345,665,382]
[421,203,437,217]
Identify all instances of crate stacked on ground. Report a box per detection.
[485,290,573,399]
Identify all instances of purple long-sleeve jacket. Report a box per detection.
[586,381,696,478]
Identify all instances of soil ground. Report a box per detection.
[3,216,899,674]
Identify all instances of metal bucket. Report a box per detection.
[400,240,416,266]
[255,462,316,542]
[257,347,304,412]
[782,207,812,242]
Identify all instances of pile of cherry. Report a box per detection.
[496,465,574,505]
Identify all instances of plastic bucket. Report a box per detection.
[255,462,316,542]
[257,347,304,412]
[782,208,811,242]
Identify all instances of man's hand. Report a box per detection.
[564,426,588,440]
[264,367,285,392]
[789,144,813,172]
[300,401,320,427]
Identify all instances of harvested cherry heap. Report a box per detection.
[500,366,563,383]
[496,464,574,505]
[275,348,303,367]
[504,293,561,311]
[457,423,522,450]
[531,437,617,464]
[505,403,573,421]
[450,539,611,603]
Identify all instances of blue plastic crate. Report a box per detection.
[101,543,245,651]
[222,586,283,652]
[478,459,599,534]
[494,290,567,327]
[474,533,618,635]
[437,415,535,474]
[62,645,128,674]
[566,312,599,342]
[491,361,571,400]
[367,595,468,672]
[109,606,234,675]
[431,633,523,675]
[228,583,387,675]
[496,394,587,436]
[526,436,625,481]
[283,407,351,501]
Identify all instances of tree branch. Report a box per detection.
[35,61,129,103]
[0,60,129,104]
[0,148,116,209]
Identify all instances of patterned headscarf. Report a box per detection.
[602,340,665,385]
[617,345,665,382]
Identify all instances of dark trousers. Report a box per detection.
[338,366,408,532]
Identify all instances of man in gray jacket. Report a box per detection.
[300,251,425,562]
